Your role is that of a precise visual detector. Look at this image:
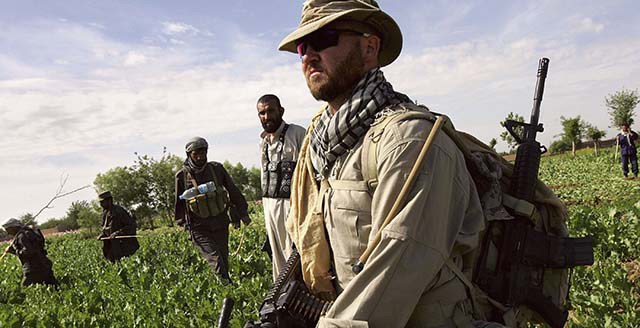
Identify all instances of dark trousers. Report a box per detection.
[622,154,639,177]
[191,222,230,280]
[23,269,58,287]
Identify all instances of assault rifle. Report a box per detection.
[475,58,594,328]
[244,249,333,328]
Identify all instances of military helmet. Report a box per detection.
[185,137,209,153]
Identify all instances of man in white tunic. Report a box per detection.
[257,94,306,281]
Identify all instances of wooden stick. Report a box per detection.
[352,116,446,274]
[99,235,143,240]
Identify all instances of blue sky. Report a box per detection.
[1,0,639,223]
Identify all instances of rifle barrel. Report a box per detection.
[528,57,550,137]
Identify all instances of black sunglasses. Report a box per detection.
[295,28,370,57]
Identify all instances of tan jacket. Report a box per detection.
[313,105,485,327]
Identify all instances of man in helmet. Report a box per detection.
[175,137,251,285]
[2,218,58,286]
[257,94,306,281]
[97,191,140,262]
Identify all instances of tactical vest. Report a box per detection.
[184,163,229,218]
[262,124,297,198]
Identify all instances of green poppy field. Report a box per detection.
[1,148,639,327]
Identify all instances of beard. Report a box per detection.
[307,44,365,102]
[261,118,282,133]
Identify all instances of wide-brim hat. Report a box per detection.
[278,0,402,67]
[98,191,112,201]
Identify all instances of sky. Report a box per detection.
[1,0,639,224]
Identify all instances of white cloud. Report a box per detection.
[162,22,200,36]
[570,16,605,34]
[123,51,148,66]
[0,2,637,223]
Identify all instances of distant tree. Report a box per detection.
[605,88,638,128]
[223,161,262,201]
[584,124,607,156]
[499,112,525,153]
[488,138,497,151]
[39,218,62,230]
[133,149,183,227]
[549,138,572,154]
[19,213,37,227]
[559,116,585,156]
[77,202,102,233]
[94,148,182,228]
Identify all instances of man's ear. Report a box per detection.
[362,35,381,64]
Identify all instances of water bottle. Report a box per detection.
[179,187,199,200]
[197,181,217,193]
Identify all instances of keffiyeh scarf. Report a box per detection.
[309,68,410,179]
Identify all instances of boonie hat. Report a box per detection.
[278,0,402,67]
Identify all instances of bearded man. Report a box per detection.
[257,94,306,281]
[278,1,487,327]
[175,137,251,285]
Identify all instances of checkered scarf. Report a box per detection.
[309,68,410,179]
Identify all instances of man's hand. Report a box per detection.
[4,245,15,255]
[240,215,252,226]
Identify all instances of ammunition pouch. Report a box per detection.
[185,164,229,219]
[187,190,229,218]
[261,123,296,199]
[262,160,296,199]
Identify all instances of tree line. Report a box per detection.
[492,88,638,156]
[18,149,261,233]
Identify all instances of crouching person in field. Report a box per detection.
[2,218,58,287]
[97,191,140,262]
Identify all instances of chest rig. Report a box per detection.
[262,124,296,198]
[184,163,229,218]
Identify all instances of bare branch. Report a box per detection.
[32,174,92,220]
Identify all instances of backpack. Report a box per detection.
[361,104,593,328]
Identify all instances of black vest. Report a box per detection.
[262,124,296,198]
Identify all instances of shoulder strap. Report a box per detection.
[209,162,223,188]
[184,169,198,190]
[362,106,473,192]
[362,109,436,191]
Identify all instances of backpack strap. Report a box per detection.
[362,107,447,191]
